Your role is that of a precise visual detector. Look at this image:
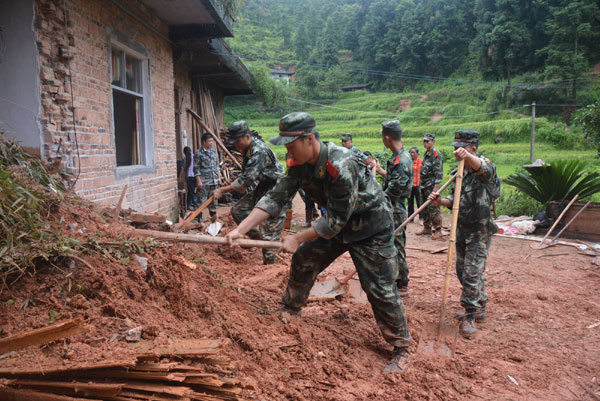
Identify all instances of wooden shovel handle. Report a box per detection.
[439,159,464,327]
[178,195,214,230]
[538,194,579,247]
[394,173,458,235]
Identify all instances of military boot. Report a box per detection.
[431,229,443,240]
[416,227,432,236]
[384,346,409,373]
[455,306,486,322]
[459,313,477,339]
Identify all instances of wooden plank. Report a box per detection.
[0,386,101,401]
[129,212,165,224]
[118,389,191,401]
[0,359,137,376]
[115,184,128,218]
[121,381,193,397]
[131,339,231,359]
[187,109,242,169]
[132,229,282,250]
[0,317,87,354]
[9,380,122,398]
[431,246,448,254]
[77,369,187,382]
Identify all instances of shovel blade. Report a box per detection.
[308,278,347,301]
[417,321,458,358]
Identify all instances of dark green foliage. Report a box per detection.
[248,64,290,109]
[505,159,600,204]
[495,188,544,217]
[228,0,600,102]
[575,88,600,157]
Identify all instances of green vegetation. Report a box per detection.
[505,159,600,203]
[228,0,600,107]
[226,86,600,216]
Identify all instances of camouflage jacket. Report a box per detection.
[446,154,499,241]
[193,146,219,185]
[256,142,393,243]
[382,147,413,216]
[420,148,443,189]
[231,138,284,192]
[349,146,366,160]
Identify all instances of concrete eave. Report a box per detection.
[140,0,233,39]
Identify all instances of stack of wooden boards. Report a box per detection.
[0,318,252,401]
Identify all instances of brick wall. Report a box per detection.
[36,0,178,218]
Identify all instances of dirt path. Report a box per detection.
[0,197,598,400]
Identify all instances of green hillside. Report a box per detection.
[225,86,600,215]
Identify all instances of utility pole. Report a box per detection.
[530,102,536,162]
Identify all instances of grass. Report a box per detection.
[225,86,600,213]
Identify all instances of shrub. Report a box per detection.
[495,188,544,217]
[504,159,600,204]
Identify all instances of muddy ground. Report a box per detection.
[1,194,599,400]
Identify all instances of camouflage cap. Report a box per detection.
[423,133,435,141]
[381,120,402,135]
[451,129,479,148]
[341,133,353,141]
[227,120,250,143]
[270,112,317,146]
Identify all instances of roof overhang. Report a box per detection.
[140,0,233,38]
[178,38,253,96]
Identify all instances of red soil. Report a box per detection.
[1,195,599,400]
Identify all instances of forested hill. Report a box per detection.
[227,0,600,101]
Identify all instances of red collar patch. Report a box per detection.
[325,160,339,179]
[433,150,438,157]
[394,155,401,166]
[286,157,299,168]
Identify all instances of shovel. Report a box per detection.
[417,159,464,358]
[531,194,579,249]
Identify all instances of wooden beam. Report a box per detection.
[0,317,87,354]
[129,212,165,224]
[132,229,283,250]
[0,359,137,376]
[0,387,100,401]
[115,184,128,218]
[186,108,242,169]
[131,338,231,360]
[8,380,122,398]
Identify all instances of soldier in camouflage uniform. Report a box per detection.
[194,133,222,222]
[429,130,499,339]
[341,133,366,159]
[377,121,413,297]
[213,121,286,265]
[418,133,444,240]
[225,112,411,373]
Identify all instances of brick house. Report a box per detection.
[0,0,252,219]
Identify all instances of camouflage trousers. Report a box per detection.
[283,230,411,348]
[231,182,286,265]
[198,184,218,220]
[456,231,492,311]
[393,210,409,288]
[420,186,442,231]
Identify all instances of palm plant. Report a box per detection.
[504,159,600,204]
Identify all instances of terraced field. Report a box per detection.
[225,87,600,213]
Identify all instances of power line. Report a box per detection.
[288,97,533,119]
[212,51,597,90]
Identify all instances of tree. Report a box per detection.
[537,0,600,101]
[314,15,340,66]
[248,64,289,109]
[575,88,600,157]
[293,22,311,60]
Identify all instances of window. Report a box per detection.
[111,47,144,166]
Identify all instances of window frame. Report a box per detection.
[108,36,155,179]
